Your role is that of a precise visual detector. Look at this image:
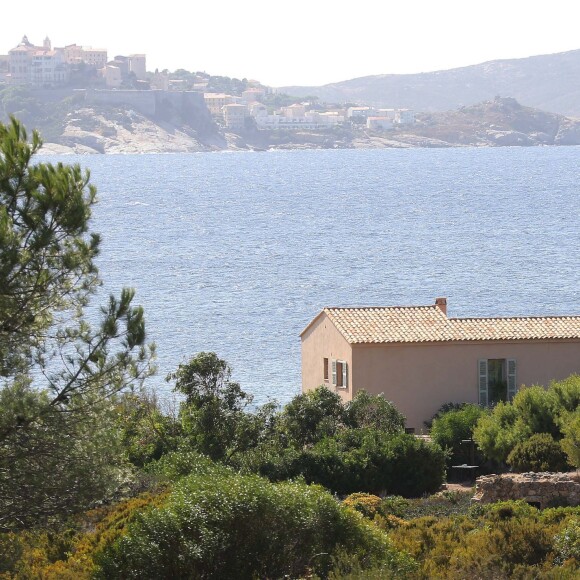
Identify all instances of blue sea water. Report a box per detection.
[44,147,580,405]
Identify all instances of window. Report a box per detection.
[331,359,348,389]
[478,358,517,406]
[323,358,329,382]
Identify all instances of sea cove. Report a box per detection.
[49,146,580,405]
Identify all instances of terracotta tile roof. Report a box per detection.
[320,305,580,344]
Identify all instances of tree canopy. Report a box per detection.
[0,118,154,530]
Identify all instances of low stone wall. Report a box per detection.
[473,472,580,508]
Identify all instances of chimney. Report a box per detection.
[435,297,447,316]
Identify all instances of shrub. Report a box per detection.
[553,518,580,565]
[146,449,231,482]
[0,492,168,579]
[430,404,485,466]
[560,409,580,469]
[235,430,445,497]
[297,430,445,496]
[95,471,411,579]
[388,500,580,578]
[507,433,571,472]
[343,493,383,519]
[473,401,527,463]
[474,376,580,466]
[279,385,346,447]
[345,391,405,434]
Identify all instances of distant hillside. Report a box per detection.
[403,97,580,147]
[280,49,580,117]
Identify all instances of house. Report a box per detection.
[366,116,394,131]
[301,298,580,431]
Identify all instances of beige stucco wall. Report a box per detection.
[352,340,580,431]
[301,313,353,402]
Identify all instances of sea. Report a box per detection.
[41,147,580,406]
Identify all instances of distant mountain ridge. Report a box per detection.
[279,49,580,117]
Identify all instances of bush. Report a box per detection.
[430,404,485,466]
[146,450,232,482]
[345,391,405,434]
[95,471,411,579]
[0,492,168,579]
[507,433,571,472]
[560,409,580,469]
[279,385,346,447]
[295,430,445,496]
[237,429,445,497]
[388,500,580,578]
[553,518,580,566]
[343,493,383,519]
[474,376,580,466]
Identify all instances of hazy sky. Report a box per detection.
[3,1,580,86]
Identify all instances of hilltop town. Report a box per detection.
[2,35,580,152]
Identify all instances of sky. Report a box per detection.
[3,1,580,87]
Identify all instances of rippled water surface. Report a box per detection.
[46,147,580,404]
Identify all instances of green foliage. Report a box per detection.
[345,390,405,434]
[474,375,580,466]
[553,518,580,566]
[205,75,248,96]
[279,385,346,446]
[146,449,232,482]
[473,401,526,463]
[0,118,154,530]
[507,433,571,472]
[425,401,468,429]
[0,491,168,579]
[168,352,256,460]
[343,493,383,519]
[239,429,445,497]
[95,470,407,579]
[560,409,580,468]
[388,500,580,579]
[430,403,485,466]
[115,391,180,467]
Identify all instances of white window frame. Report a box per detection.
[332,359,348,389]
[478,358,517,406]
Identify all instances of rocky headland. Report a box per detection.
[31,97,580,154]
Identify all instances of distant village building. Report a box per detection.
[223,103,247,130]
[347,106,375,119]
[396,109,415,124]
[7,36,68,86]
[204,93,238,119]
[241,87,265,103]
[0,54,10,76]
[102,64,122,88]
[99,53,147,87]
[366,116,394,131]
[347,106,415,126]
[128,54,147,80]
[150,71,170,91]
[62,44,108,69]
[281,103,307,118]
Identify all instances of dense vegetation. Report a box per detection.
[0,119,578,578]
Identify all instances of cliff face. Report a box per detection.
[46,107,210,154]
